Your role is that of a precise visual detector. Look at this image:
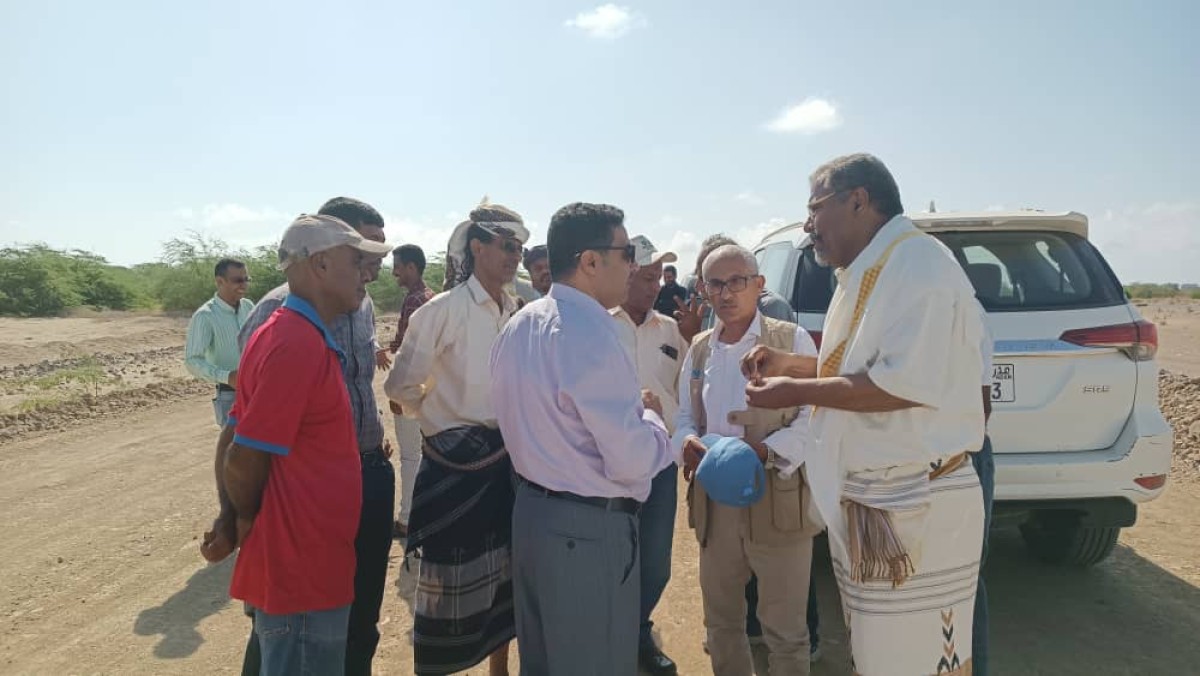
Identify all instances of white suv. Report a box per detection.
[754,210,1174,566]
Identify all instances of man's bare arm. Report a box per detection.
[224,443,273,520]
[741,345,817,382]
[745,373,919,413]
[200,425,239,562]
[214,424,235,516]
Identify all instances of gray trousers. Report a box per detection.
[512,481,640,676]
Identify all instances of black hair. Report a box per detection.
[809,153,904,220]
[317,196,385,230]
[393,244,426,275]
[214,258,245,278]
[546,202,625,280]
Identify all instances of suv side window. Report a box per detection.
[793,246,836,313]
[757,242,795,301]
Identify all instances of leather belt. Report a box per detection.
[517,476,641,515]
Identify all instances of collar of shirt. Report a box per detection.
[711,310,763,346]
[549,283,611,324]
[282,294,346,362]
[609,306,667,329]
[834,214,917,285]
[408,279,430,296]
[466,274,516,317]
[210,293,244,315]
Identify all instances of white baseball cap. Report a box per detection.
[277,214,392,271]
[630,235,677,267]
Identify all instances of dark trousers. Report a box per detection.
[971,435,995,676]
[638,464,678,650]
[241,450,395,676]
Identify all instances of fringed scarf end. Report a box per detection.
[845,499,915,588]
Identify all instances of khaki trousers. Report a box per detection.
[699,502,813,676]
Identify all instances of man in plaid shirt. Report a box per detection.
[388,244,436,538]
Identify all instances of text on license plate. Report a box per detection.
[991,363,1015,403]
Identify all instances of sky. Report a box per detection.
[2,0,1198,283]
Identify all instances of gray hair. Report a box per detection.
[701,244,758,279]
[809,153,904,220]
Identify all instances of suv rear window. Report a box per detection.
[773,230,1126,314]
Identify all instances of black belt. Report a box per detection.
[216,384,235,393]
[517,476,641,515]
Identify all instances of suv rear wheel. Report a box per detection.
[1019,510,1120,566]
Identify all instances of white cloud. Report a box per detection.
[1091,202,1200,284]
[565,4,646,39]
[735,191,766,207]
[384,216,456,261]
[735,217,790,250]
[665,230,701,276]
[172,203,291,248]
[765,98,842,135]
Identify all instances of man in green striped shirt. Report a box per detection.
[185,258,256,426]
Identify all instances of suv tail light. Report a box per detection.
[809,330,823,350]
[1060,320,1157,361]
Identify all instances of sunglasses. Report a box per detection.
[578,244,637,263]
[493,238,523,255]
[225,276,251,285]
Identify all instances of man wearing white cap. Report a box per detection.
[675,244,820,676]
[384,200,528,676]
[201,198,395,676]
[213,214,390,675]
[610,236,686,675]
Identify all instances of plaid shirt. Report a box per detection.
[240,284,385,453]
[390,281,436,352]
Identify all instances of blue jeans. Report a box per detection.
[971,435,995,676]
[253,604,351,676]
[638,464,678,650]
[213,389,236,426]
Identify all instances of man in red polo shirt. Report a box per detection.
[221,213,391,676]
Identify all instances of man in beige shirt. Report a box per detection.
[610,236,687,675]
[383,201,528,676]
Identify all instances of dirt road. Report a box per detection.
[1,392,1198,675]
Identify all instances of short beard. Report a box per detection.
[813,249,831,268]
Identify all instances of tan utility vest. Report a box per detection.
[686,316,822,548]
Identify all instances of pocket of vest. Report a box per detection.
[769,471,805,532]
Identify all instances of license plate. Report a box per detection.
[991,363,1015,403]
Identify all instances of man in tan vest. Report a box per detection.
[673,244,820,676]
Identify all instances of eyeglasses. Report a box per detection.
[578,244,637,263]
[493,238,523,255]
[702,275,758,297]
[805,189,848,225]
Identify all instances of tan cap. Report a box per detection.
[277,214,392,271]
[630,235,677,267]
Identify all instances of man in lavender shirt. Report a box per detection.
[490,202,676,675]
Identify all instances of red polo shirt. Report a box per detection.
[226,294,361,615]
